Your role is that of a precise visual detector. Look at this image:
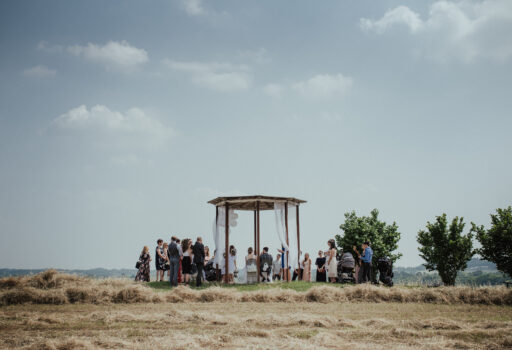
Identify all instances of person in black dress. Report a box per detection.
[315,250,327,282]
[155,239,166,282]
[135,246,151,282]
[181,239,193,284]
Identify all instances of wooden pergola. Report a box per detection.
[208,195,306,283]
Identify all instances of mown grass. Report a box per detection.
[2,302,511,349]
[146,280,338,292]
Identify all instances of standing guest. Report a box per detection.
[327,239,338,283]
[273,253,282,281]
[176,239,182,283]
[163,242,170,279]
[204,246,211,264]
[193,237,205,287]
[155,239,166,282]
[292,251,303,281]
[135,246,151,282]
[220,252,227,282]
[168,236,183,287]
[228,248,237,284]
[302,253,312,282]
[277,246,289,281]
[246,247,258,284]
[315,250,327,282]
[259,247,273,282]
[354,241,373,283]
[182,239,193,285]
[352,246,362,284]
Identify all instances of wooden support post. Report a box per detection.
[285,202,290,282]
[296,205,300,270]
[216,206,220,281]
[253,209,257,255]
[224,203,229,284]
[256,201,260,280]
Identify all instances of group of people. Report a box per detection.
[135,236,375,285]
[135,236,209,287]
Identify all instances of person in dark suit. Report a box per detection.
[193,237,205,287]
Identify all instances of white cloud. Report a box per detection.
[292,74,353,100]
[360,6,423,34]
[360,0,512,62]
[263,83,284,98]
[22,65,56,78]
[182,0,205,16]
[67,41,148,69]
[163,59,251,92]
[51,105,172,143]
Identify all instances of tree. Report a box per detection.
[473,206,512,278]
[417,214,474,286]
[335,209,402,280]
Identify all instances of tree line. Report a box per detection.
[335,206,512,285]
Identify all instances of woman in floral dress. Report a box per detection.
[135,246,151,282]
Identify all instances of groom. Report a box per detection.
[193,237,205,287]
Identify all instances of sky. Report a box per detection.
[0,0,511,269]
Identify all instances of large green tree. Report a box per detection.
[473,206,512,278]
[335,209,402,280]
[417,214,475,286]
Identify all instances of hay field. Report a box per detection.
[1,271,512,349]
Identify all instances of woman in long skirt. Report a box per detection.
[302,253,312,282]
[135,246,151,282]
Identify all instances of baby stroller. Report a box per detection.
[378,257,394,287]
[204,260,217,282]
[338,252,356,283]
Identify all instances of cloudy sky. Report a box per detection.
[1,0,511,269]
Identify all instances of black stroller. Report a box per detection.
[337,252,356,283]
[204,260,218,282]
[378,257,394,287]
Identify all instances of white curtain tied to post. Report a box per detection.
[212,206,238,267]
[274,201,298,270]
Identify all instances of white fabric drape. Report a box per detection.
[274,201,298,270]
[274,202,289,251]
[213,206,226,266]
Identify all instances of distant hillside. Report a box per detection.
[393,258,507,286]
[394,258,498,274]
[0,268,135,279]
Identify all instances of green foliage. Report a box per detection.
[474,206,512,278]
[335,209,402,279]
[417,214,475,286]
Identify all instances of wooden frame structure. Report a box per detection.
[208,195,306,283]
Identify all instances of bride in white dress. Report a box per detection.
[327,239,338,283]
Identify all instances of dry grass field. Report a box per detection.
[1,271,512,349]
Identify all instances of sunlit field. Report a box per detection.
[1,271,511,349]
